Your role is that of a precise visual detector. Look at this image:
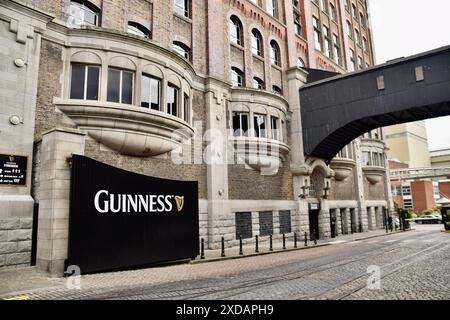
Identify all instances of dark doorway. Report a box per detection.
[330,210,337,238]
[309,209,320,241]
[350,208,356,234]
[30,203,39,266]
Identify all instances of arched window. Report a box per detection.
[127,22,151,38]
[272,85,282,95]
[251,29,263,57]
[229,16,243,46]
[297,58,306,68]
[252,77,264,90]
[68,0,100,27]
[174,0,191,18]
[172,41,191,60]
[270,40,281,66]
[231,67,244,87]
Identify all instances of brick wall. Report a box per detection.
[411,180,436,213]
[439,181,450,198]
[0,218,33,268]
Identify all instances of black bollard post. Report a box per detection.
[314,229,317,245]
[200,238,205,259]
[304,232,308,247]
[282,234,286,250]
[239,236,243,255]
[269,234,273,251]
[221,237,225,257]
[294,233,298,249]
[255,235,259,253]
[385,222,388,233]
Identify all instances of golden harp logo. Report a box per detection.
[9,156,14,162]
[175,196,184,212]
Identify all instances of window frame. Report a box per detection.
[253,113,267,138]
[172,41,191,61]
[68,0,100,27]
[69,63,101,101]
[251,29,263,57]
[232,111,250,137]
[140,74,161,111]
[107,67,135,105]
[127,21,151,38]
[174,0,191,18]
[229,16,243,46]
[231,67,244,87]
[270,40,281,67]
[167,84,180,117]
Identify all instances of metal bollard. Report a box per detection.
[255,235,259,253]
[221,237,225,257]
[304,232,308,247]
[200,238,205,259]
[282,233,286,250]
[294,232,298,249]
[239,236,243,255]
[269,234,273,251]
[314,230,317,245]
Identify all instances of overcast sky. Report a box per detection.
[369,0,450,151]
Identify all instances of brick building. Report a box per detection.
[0,0,390,275]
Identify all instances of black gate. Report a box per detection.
[309,209,320,241]
[65,155,199,274]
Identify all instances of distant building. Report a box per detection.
[384,121,431,169]
[430,148,450,168]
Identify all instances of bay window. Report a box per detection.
[70,63,100,100]
[107,68,134,104]
[141,75,161,110]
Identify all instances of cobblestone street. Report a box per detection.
[1,224,449,300]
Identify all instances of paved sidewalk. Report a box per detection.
[0,228,404,298]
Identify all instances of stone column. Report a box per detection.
[205,79,232,249]
[334,208,341,237]
[343,208,351,234]
[0,1,52,268]
[376,206,384,229]
[36,128,85,276]
[368,207,376,230]
[319,200,331,239]
[354,140,368,232]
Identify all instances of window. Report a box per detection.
[231,67,244,87]
[232,111,249,137]
[271,116,279,140]
[354,29,360,46]
[184,94,190,123]
[403,199,413,209]
[127,22,150,38]
[346,20,352,38]
[362,151,371,166]
[70,64,100,100]
[363,37,368,52]
[351,4,357,19]
[141,75,161,110]
[332,34,341,65]
[254,114,267,138]
[107,68,134,104]
[360,12,366,28]
[68,0,100,27]
[298,57,306,68]
[293,11,302,36]
[272,85,282,95]
[329,3,337,21]
[349,48,356,71]
[323,25,332,58]
[173,41,190,60]
[402,186,411,196]
[251,29,263,56]
[174,0,190,18]
[252,77,264,89]
[167,84,179,117]
[270,40,281,66]
[313,17,322,51]
[357,56,363,70]
[229,16,243,46]
[320,0,328,12]
[266,0,278,18]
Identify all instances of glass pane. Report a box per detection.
[241,114,248,136]
[107,69,120,103]
[150,78,160,110]
[141,75,150,108]
[232,112,241,136]
[83,7,97,26]
[70,64,85,99]
[167,86,178,117]
[121,72,133,104]
[184,94,189,122]
[86,66,99,100]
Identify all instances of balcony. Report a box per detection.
[55,99,194,157]
[330,157,356,181]
[363,166,386,185]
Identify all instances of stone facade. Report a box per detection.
[0,0,390,275]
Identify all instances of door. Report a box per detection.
[309,209,320,240]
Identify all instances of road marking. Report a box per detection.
[385,239,398,243]
[402,239,416,243]
[3,295,30,300]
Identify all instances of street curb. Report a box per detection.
[190,229,413,265]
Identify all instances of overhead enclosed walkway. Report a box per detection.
[300,46,450,162]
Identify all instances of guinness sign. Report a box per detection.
[66,155,199,274]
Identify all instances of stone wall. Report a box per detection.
[0,217,33,268]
